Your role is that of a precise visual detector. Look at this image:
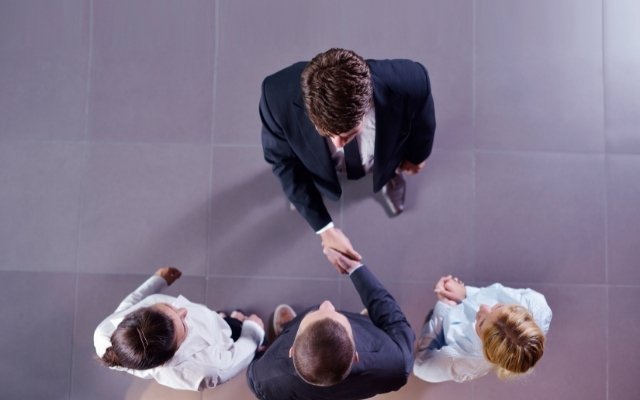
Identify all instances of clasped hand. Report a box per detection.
[434,275,466,305]
[319,227,362,272]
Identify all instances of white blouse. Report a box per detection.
[94,275,264,391]
[413,283,552,383]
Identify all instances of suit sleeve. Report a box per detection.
[260,80,333,231]
[403,62,436,165]
[350,266,415,376]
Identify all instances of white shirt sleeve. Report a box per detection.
[413,344,461,382]
[115,275,167,313]
[158,320,265,391]
[214,320,265,386]
[416,301,450,347]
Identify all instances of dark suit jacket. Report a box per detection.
[260,59,436,231]
[246,266,415,400]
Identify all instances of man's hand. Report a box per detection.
[396,160,426,176]
[323,248,362,275]
[434,275,466,305]
[155,267,182,285]
[319,227,361,263]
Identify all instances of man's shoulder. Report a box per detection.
[262,61,307,93]
[368,59,429,97]
[368,58,427,75]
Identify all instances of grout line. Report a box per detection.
[473,147,608,157]
[69,0,95,397]
[601,1,610,398]
[471,0,478,285]
[211,0,220,147]
[207,274,339,282]
[205,0,220,303]
[213,143,262,148]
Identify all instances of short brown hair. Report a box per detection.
[481,305,546,378]
[301,48,373,136]
[291,318,355,386]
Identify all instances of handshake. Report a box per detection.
[434,275,467,306]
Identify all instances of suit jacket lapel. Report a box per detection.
[293,95,339,190]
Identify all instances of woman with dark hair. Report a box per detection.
[94,267,265,391]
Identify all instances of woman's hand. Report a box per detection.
[155,267,182,285]
[434,275,466,305]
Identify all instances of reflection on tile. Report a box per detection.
[0,271,75,399]
[604,0,640,153]
[476,0,604,152]
[71,273,205,400]
[475,152,605,284]
[78,143,210,276]
[89,0,214,143]
[608,286,640,400]
[209,146,338,279]
[474,285,606,400]
[0,0,89,141]
[0,142,84,271]
[342,150,474,283]
[607,155,640,284]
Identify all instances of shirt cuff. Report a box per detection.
[241,320,266,346]
[348,263,364,275]
[315,222,335,234]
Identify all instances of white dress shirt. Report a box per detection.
[413,283,552,383]
[94,275,265,391]
[325,107,376,175]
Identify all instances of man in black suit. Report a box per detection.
[246,249,415,400]
[260,48,436,266]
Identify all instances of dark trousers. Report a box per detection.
[224,316,242,341]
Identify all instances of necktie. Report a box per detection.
[344,138,365,180]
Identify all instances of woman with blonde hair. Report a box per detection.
[413,275,551,382]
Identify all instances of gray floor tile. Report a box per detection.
[77,143,210,276]
[608,286,640,400]
[89,0,214,143]
[209,146,338,279]
[213,0,342,145]
[0,142,84,272]
[475,151,606,284]
[607,155,640,284]
[71,273,205,400]
[0,271,75,400]
[202,374,254,400]
[2,1,640,399]
[473,284,606,400]
[604,0,640,154]
[0,0,89,141]
[341,150,474,283]
[475,0,604,153]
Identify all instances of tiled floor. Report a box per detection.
[1,1,639,399]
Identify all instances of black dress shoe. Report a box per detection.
[381,174,406,215]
